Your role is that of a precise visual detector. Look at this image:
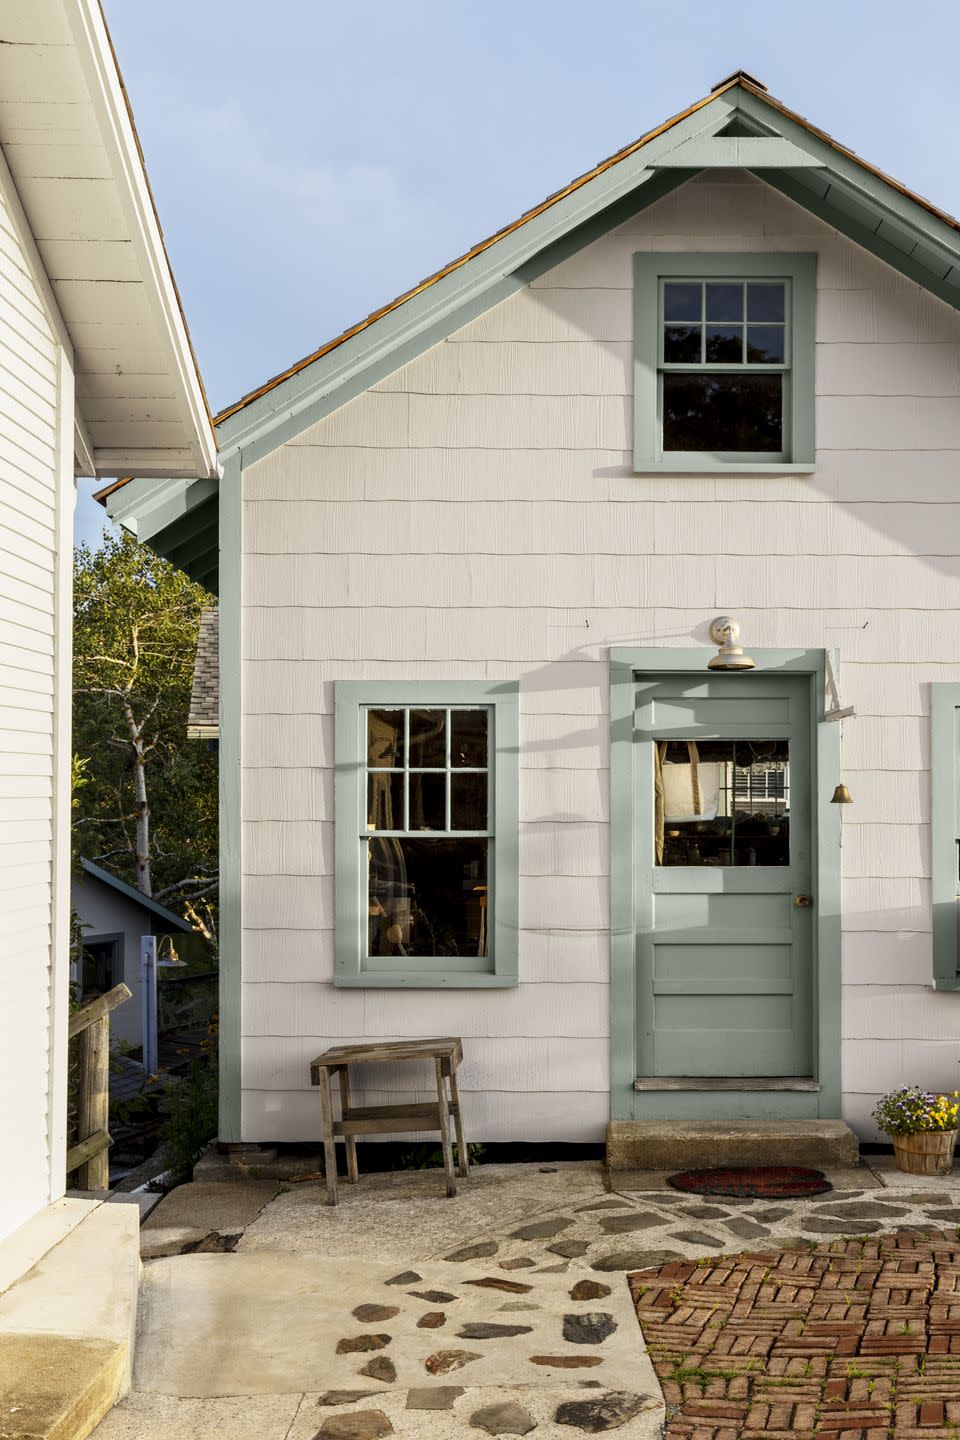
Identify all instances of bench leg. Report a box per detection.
[318,1066,338,1205]
[448,1061,469,1177]
[434,1057,457,1198]
[337,1066,360,1184]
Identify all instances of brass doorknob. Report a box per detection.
[794,894,812,908]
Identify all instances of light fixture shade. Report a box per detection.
[831,783,853,804]
[707,615,756,671]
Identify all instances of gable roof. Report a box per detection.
[1,1,217,479]
[76,858,194,932]
[98,70,960,584]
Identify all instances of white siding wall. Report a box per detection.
[0,170,71,1239]
[241,170,960,1143]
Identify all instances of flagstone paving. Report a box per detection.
[92,1159,960,1438]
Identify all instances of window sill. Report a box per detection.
[931,976,960,992]
[335,971,519,989]
[634,459,816,474]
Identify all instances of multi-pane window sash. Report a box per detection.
[633,252,816,473]
[334,681,519,989]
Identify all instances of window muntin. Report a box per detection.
[656,739,790,867]
[660,278,789,456]
[364,706,491,960]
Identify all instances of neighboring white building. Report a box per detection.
[105,73,960,1156]
[0,0,216,1245]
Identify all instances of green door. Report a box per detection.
[635,673,813,1079]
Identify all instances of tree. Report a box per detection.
[73,531,217,921]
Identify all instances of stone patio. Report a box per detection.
[91,1157,960,1438]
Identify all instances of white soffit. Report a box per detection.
[0,0,218,479]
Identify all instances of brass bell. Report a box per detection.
[830,783,853,804]
[707,616,756,672]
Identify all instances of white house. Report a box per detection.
[0,0,216,1253]
[104,72,960,1162]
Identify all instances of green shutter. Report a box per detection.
[931,684,960,990]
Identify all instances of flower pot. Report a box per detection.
[892,1129,958,1176]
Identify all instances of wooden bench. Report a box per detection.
[309,1037,469,1205]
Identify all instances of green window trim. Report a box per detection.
[633,252,817,474]
[334,680,519,989]
[931,683,960,990]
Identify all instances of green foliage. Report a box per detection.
[157,1057,220,1176]
[399,1141,485,1170]
[72,531,217,913]
[872,1085,959,1135]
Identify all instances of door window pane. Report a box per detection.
[368,837,488,956]
[655,739,790,866]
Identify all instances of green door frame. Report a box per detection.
[609,647,842,1123]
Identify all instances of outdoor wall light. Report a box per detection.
[707,616,756,671]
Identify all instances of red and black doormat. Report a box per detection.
[667,1164,832,1198]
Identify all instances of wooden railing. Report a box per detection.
[66,982,132,1190]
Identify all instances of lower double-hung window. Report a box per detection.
[335,682,518,987]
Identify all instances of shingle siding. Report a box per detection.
[238,171,960,1143]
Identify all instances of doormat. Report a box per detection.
[667,1165,832,1198]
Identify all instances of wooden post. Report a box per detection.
[337,1065,360,1184]
[66,982,131,1190]
[434,1057,456,1198]
[77,1014,110,1190]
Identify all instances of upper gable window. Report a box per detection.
[634,253,816,473]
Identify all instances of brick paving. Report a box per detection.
[630,1228,960,1440]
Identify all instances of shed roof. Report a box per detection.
[1,1,217,480]
[77,857,194,932]
[99,71,960,582]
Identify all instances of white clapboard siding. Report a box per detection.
[239,171,960,1142]
[0,172,63,1240]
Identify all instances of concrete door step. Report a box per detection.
[0,1198,140,1440]
[607,1118,859,1171]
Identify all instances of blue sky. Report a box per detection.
[77,0,960,547]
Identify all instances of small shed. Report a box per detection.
[72,859,194,1049]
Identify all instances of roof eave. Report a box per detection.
[66,0,218,480]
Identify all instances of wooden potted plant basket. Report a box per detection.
[874,1087,959,1176]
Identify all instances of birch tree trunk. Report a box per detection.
[124,702,152,896]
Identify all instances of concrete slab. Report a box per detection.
[0,1196,98,1297]
[238,1163,607,1263]
[607,1118,860,1170]
[140,1227,210,1259]
[869,1152,960,1187]
[141,1180,281,1233]
[0,1333,125,1440]
[90,1390,305,1439]
[0,1202,140,1360]
[133,1251,657,1400]
[609,1165,880,1194]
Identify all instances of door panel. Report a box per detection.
[635,673,814,1080]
